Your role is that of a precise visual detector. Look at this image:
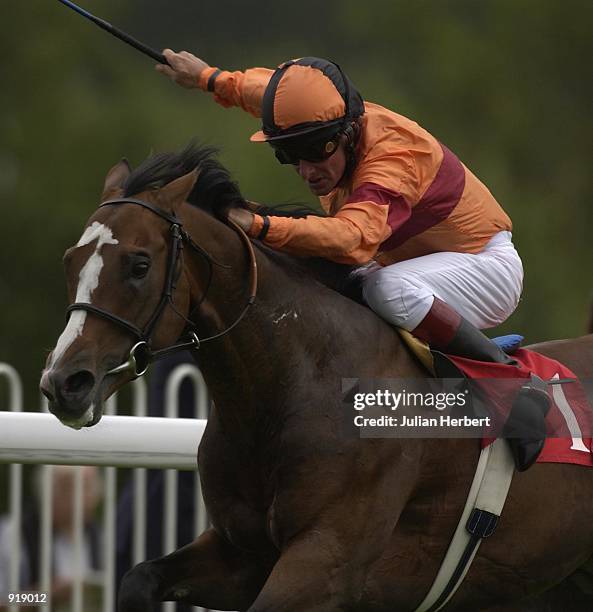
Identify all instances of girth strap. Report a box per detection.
[414,439,515,612]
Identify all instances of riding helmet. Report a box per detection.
[250,57,365,144]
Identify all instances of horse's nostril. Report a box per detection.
[64,370,95,396]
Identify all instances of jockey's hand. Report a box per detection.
[156,49,210,89]
[227,207,255,232]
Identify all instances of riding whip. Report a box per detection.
[56,0,169,65]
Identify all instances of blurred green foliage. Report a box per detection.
[1,0,592,409]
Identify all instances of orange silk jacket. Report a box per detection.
[199,66,512,266]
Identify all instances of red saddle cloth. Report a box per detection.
[448,348,593,467]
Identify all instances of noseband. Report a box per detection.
[66,197,257,378]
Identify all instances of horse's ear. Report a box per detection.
[158,169,200,213]
[101,159,131,202]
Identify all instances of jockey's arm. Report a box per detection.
[156,49,272,118]
[247,200,392,265]
[237,181,412,265]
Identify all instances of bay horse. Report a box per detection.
[40,143,593,611]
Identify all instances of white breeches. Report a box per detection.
[362,231,524,331]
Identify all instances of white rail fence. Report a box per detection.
[0,362,214,612]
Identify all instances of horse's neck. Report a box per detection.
[181,206,416,439]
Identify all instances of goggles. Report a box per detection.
[271,135,340,165]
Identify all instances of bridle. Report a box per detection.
[66,197,257,378]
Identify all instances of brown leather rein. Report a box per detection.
[66,197,258,379]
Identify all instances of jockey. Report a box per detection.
[157,52,548,470]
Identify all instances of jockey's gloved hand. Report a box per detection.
[156,49,210,89]
[217,200,260,220]
[224,206,255,232]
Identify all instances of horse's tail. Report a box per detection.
[588,299,593,334]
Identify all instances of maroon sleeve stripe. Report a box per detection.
[379,144,466,252]
[346,182,412,234]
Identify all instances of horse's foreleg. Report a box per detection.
[246,533,359,612]
[118,527,274,612]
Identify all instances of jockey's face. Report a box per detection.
[296,139,347,196]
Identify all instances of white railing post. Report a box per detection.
[39,463,53,612]
[72,467,85,612]
[163,364,209,612]
[163,372,180,612]
[38,394,53,612]
[0,363,23,411]
[0,363,23,612]
[132,378,148,568]
[103,395,117,612]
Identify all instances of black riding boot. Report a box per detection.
[412,297,550,471]
[502,375,551,471]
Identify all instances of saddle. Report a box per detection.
[398,328,524,376]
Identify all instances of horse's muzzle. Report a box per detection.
[40,366,98,428]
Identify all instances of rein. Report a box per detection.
[66,197,257,378]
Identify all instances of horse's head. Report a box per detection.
[40,159,200,429]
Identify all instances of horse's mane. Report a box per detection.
[124,141,245,212]
[123,142,361,300]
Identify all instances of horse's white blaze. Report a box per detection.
[49,222,119,368]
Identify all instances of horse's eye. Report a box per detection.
[132,261,150,279]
